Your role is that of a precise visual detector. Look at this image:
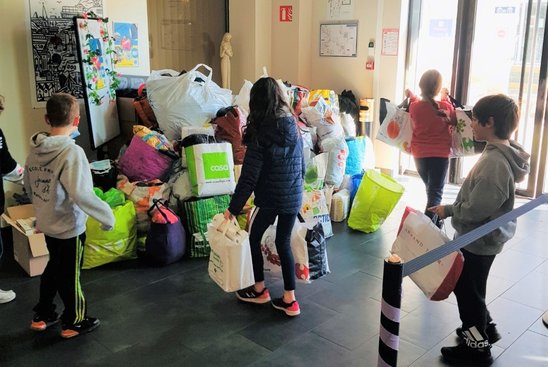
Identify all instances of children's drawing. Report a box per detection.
[27,0,104,106]
[113,22,139,68]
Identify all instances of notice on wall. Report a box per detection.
[320,22,358,57]
[327,0,354,20]
[381,28,399,56]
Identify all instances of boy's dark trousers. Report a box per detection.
[33,234,87,325]
[454,249,496,342]
[248,207,297,291]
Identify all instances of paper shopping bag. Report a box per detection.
[207,214,254,292]
[391,207,464,301]
[185,142,236,197]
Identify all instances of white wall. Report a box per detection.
[230,0,408,172]
[107,0,150,77]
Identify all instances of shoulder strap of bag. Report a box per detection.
[147,199,177,221]
[448,95,464,109]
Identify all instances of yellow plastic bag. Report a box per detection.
[83,200,137,269]
[347,169,404,233]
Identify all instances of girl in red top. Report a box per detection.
[405,69,455,227]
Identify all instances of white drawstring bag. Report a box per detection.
[146,64,233,141]
[207,214,254,292]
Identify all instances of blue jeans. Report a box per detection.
[414,157,449,220]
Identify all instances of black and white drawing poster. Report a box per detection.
[27,0,104,107]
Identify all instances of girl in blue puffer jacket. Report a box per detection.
[224,77,305,316]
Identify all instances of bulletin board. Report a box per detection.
[319,22,358,57]
[74,16,120,150]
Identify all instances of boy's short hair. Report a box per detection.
[0,94,5,115]
[46,93,79,127]
[472,94,519,139]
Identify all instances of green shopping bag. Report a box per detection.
[347,169,404,233]
[182,194,231,258]
[83,200,137,269]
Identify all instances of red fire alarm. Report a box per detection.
[280,5,293,22]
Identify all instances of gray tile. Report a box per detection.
[502,269,548,310]
[311,298,381,350]
[250,332,354,367]
[490,249,546,282]
[493,331,548,367]
[487,297,544,349]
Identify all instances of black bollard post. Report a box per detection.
[378,254,403,367]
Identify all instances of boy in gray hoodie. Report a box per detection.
[429,94,530,366]
[25,93,115,339]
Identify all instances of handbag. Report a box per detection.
[117,135,175,182]
[144,199,186,266]
[376,98,412,154]
[447,95,485,156]
[210,106,247,165]
[207,214,254,292]
[133,84,158,129]
[391,207,464,301]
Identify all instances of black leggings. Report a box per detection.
[248,208,297,291]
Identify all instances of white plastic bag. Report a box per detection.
[259,216,312,282]
[391,207,464,301]
[450,108,476,157]
[376,99,412,154]
[234,79,253,116]
[207,214,255,292]
[146,64,233,141]
[321,136,349,188]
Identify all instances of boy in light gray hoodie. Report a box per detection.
[25,93,115,339]
[430,94,530,366]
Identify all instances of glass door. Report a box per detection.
[405,0,548,196]
[401,0,458,175]
[462,0,547,196]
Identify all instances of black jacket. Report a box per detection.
[0,129,17,212]
[228,115,305,215]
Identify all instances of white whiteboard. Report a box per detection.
[74,16,120,149]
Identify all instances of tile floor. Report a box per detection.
[0,175,547,367]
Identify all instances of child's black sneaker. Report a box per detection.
[441,343,493,366]
[456,323,501,344]
[236,286,271,304]
[30,312,60,331]
[271,298,300,316]
[60,317,100,339]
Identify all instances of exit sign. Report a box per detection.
[279,5,293,22]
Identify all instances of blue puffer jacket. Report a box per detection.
[228,115,305,215]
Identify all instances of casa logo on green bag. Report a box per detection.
[203,152,231,180]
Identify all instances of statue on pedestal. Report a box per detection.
[220,32,233,90]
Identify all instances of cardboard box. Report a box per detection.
[2,205,48,277]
